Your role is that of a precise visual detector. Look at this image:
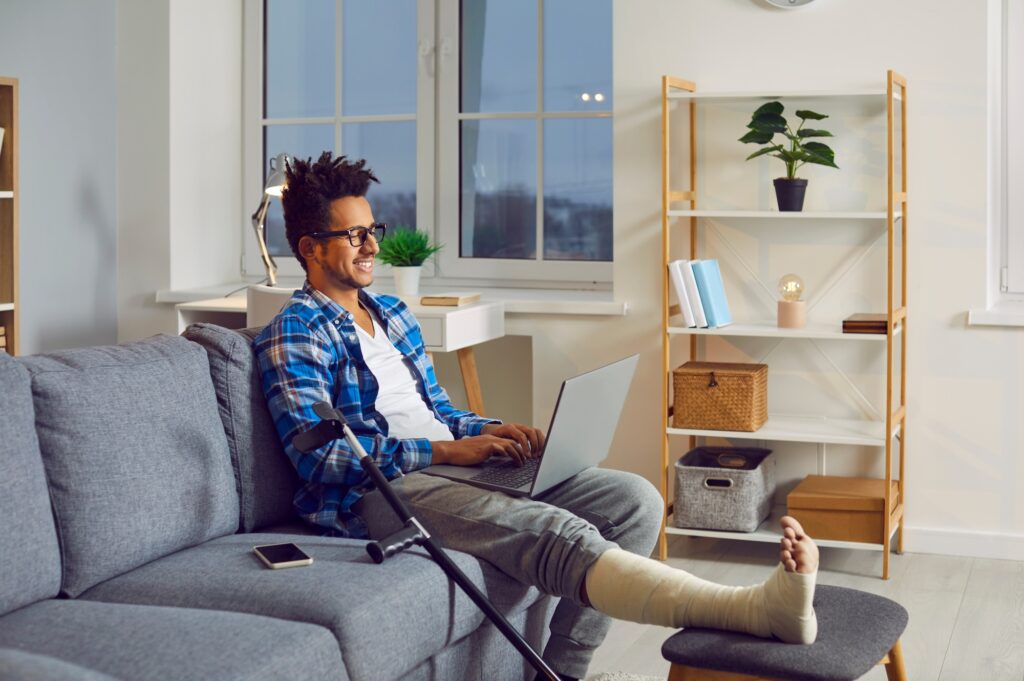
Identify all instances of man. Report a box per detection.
[255,153,819,681]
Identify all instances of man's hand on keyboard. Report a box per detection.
[481,423,545,460]
[431,435,529,467]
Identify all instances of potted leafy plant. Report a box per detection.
[739,101,838,211]
[377,226,443,296]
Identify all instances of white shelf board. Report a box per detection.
[0,303,13,312]
[667,322,898,341]
[667,89,901,102]
[666,506,898,551]
[667,415,899,447]
[667,210,901,220]
[0,191,12,199]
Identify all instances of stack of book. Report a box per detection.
[667,259,733,329]
[419,292,481,307]
[0,325,6,353]
[842,313,888,334]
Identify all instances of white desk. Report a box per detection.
[176,295,504,415]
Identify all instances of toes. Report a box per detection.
[781,515,808,540]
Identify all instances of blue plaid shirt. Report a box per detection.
[254,281,498,538]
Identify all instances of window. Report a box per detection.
[244,0,433,281]
[245,0,612,286]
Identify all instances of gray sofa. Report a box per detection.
[0,324,555,681]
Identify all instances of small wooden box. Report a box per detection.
[672,361,767,432]
[786,475,899,544]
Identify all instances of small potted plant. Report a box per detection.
[377,226,443,297]
[739,101,838,211]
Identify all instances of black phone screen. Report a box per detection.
[255,543,310,564]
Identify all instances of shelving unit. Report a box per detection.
[0,77,18,356]
[659,73,908,578]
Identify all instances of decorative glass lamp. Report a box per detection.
[250,153,290,287]
[777,273,806,328]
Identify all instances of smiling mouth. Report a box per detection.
[353,258,374,273]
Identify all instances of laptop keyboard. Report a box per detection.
[470,457,541,489]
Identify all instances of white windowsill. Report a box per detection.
[156,281,628,317]
[967,301,1024,327]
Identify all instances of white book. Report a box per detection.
[668,260,696,327]
[681,260,709,328]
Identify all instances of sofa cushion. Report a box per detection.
[20,334,239,597]
[182,324,300,531]
[79,532,547,681]
[0,648,121,681]
[0,354,62,616]
[0,599,346,681]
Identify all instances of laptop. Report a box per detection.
[421,354,639,498]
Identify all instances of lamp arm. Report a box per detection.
[250,194,279,287]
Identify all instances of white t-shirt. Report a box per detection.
[355,308,455,443]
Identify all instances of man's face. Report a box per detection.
[303,196,379,291]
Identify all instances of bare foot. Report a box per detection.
[779,516,819,575]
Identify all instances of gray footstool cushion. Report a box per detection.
[661,585,908,681]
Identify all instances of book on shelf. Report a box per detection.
[419,292,481,306]
[667,260,696,327]
[681,260,709,328]
[842,313,888,334]
[690,259,733,328]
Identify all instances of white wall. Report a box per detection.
[99,0,1019,557]
[0,0,118,353]
[117,0,242,342]
[526,0,1021,561]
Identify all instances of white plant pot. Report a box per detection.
[392,266,422,297]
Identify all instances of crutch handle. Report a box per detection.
[367,521,427,564]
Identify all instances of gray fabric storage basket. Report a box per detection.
[674,447,775,532]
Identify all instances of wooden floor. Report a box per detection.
[585,535,1024,681]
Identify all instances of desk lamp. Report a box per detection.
[250,153,290,287]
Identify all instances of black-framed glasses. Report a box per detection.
[309,223,387,247]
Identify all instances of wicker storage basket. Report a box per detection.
[672,361,767,431]
[674,446,775,532]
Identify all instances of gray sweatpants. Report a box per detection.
[355,467,664,679]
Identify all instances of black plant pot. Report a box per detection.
[774,178,808,212]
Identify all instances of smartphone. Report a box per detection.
[253,542,313,569]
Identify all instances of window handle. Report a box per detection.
[419,38,436,77]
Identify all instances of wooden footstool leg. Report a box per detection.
[883,639,907,681]
[668,664,770,681]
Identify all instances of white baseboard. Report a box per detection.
[904,526,1024,561]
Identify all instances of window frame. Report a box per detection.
[435,0,612,283]
[242,0,436,282]
[243,0,613,288]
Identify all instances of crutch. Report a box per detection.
[294,401,561,681]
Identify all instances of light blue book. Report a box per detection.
[690,259,733,328]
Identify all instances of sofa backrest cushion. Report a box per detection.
[20,334,239,597]
[182,324,300,531]
[0,355,62,615]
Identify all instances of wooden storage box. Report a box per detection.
[787,475,899,544]
[672,361,767,431]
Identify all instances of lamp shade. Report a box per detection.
[264,153,289,197]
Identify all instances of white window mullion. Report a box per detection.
[417,0,438,278]
[535,0,545,263]
[342,0,350,155]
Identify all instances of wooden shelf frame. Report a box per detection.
[0,76,18,356]
[658,73,908,579]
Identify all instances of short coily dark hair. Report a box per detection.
[281,152,379,271]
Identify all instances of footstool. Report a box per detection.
[661,585,908,681]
